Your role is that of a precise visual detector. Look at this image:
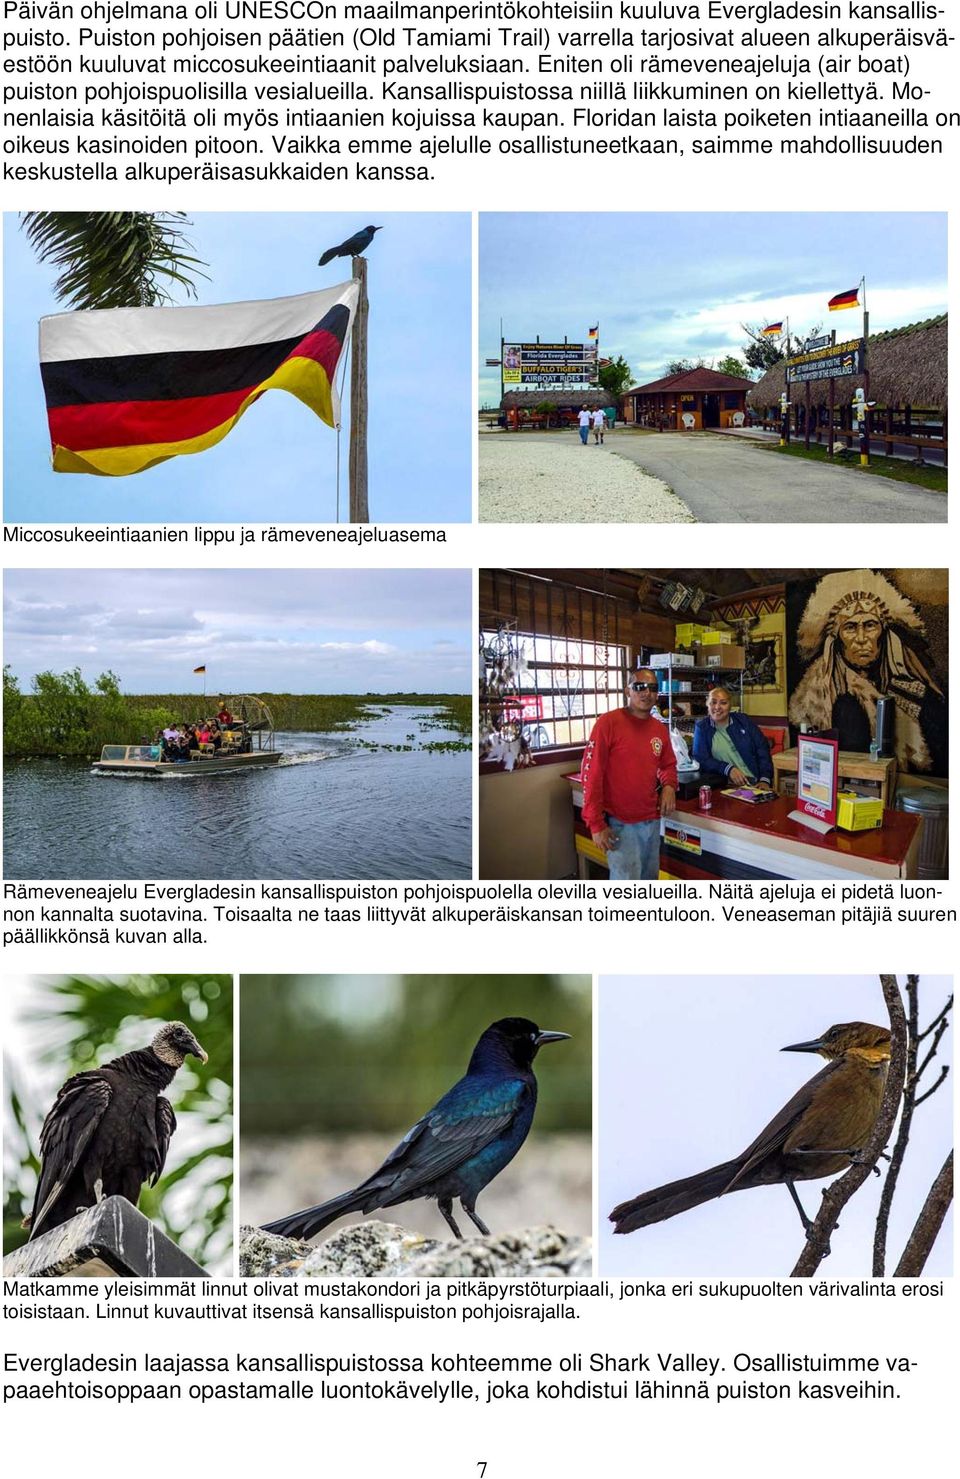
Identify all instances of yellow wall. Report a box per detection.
[709,609,788,717]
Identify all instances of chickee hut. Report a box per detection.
[500,388,618,430]
[622,367,756,431]
[747,315,947,463]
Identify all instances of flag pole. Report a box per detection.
[500,315,504,413]
[780,317,791,446]
[860,275,870,467]
[349,254,369,523]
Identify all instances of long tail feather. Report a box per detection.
[261,1186,372,1242]
[609,1158,742,1234]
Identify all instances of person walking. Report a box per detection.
[592,408,606,444]
[577,405,591,446]
[581,667,677,881]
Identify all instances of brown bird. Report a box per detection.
[610,1021,891,1236]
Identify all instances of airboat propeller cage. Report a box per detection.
[93,694,281,775]
[221,695,277,746]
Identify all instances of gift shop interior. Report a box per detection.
[479,568,948,883]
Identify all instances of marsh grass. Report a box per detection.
[3,669,471,757]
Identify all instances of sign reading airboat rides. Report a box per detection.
[786,337,865,385]
[502,342,598,387]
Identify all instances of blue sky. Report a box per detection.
[599,973,952,1278]
[479,212,947,405]
[3,568,471,693]
[4,212,471,524]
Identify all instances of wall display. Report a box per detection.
[786,569,948,775]
[743,633,782,693]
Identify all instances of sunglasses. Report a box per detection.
[629,681,658,692]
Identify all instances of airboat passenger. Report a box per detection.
[217,702,234,724]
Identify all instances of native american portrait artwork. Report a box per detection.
[786,570,948,775]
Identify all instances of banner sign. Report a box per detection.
[795,733,839,828]
[502,693,543,723]
[786,338,864,385]
[502,342,598,386]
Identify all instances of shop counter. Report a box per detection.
[659,794,921,880]
[567,776,922,881]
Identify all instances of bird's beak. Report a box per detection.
[781,1036,826,1055]
[193,1042,209,1064]
[535,1030,571,1047]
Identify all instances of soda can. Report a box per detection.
[698,785,713,811]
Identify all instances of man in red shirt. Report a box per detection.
[581,666,677,880]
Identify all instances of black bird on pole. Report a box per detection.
[25,1022,208,1241]
[318,225,382,266]
[261,1017,571,1242]
[609,1021,891,1236]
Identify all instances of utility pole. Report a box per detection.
[349,254,369,522]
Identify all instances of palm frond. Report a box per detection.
[21,212,209,309]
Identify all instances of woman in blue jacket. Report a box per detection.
[693,686,773,786]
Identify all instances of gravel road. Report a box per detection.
[479,431,695,523]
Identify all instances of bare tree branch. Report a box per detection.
[893,1152,953,1277]
[791,974,907,1278]
[915,1066,950,1107]
[872,976,919,1275]
[915,1012,951,1083]
[872,983,952,1274]
[917,994,952,1042]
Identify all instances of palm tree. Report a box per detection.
[21,212,208,310]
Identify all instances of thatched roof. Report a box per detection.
[747,314,947,409]
[501,389,617,410]
[627,367,755,395]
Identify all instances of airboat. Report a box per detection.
[93,696,283,777]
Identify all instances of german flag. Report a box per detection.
[828,286,860,311]
[39,283,359,476]
[761,321,783,337]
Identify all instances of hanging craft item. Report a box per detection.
[479,620,534,771]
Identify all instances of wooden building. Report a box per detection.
[622,367,755,431]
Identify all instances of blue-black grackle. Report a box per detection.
[261,1017,570,1241]
[318,225,382,266]
[610,1021,891,1236]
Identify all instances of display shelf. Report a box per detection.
[641,655,745,733]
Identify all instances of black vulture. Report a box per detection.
[25,1021,208,1241]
